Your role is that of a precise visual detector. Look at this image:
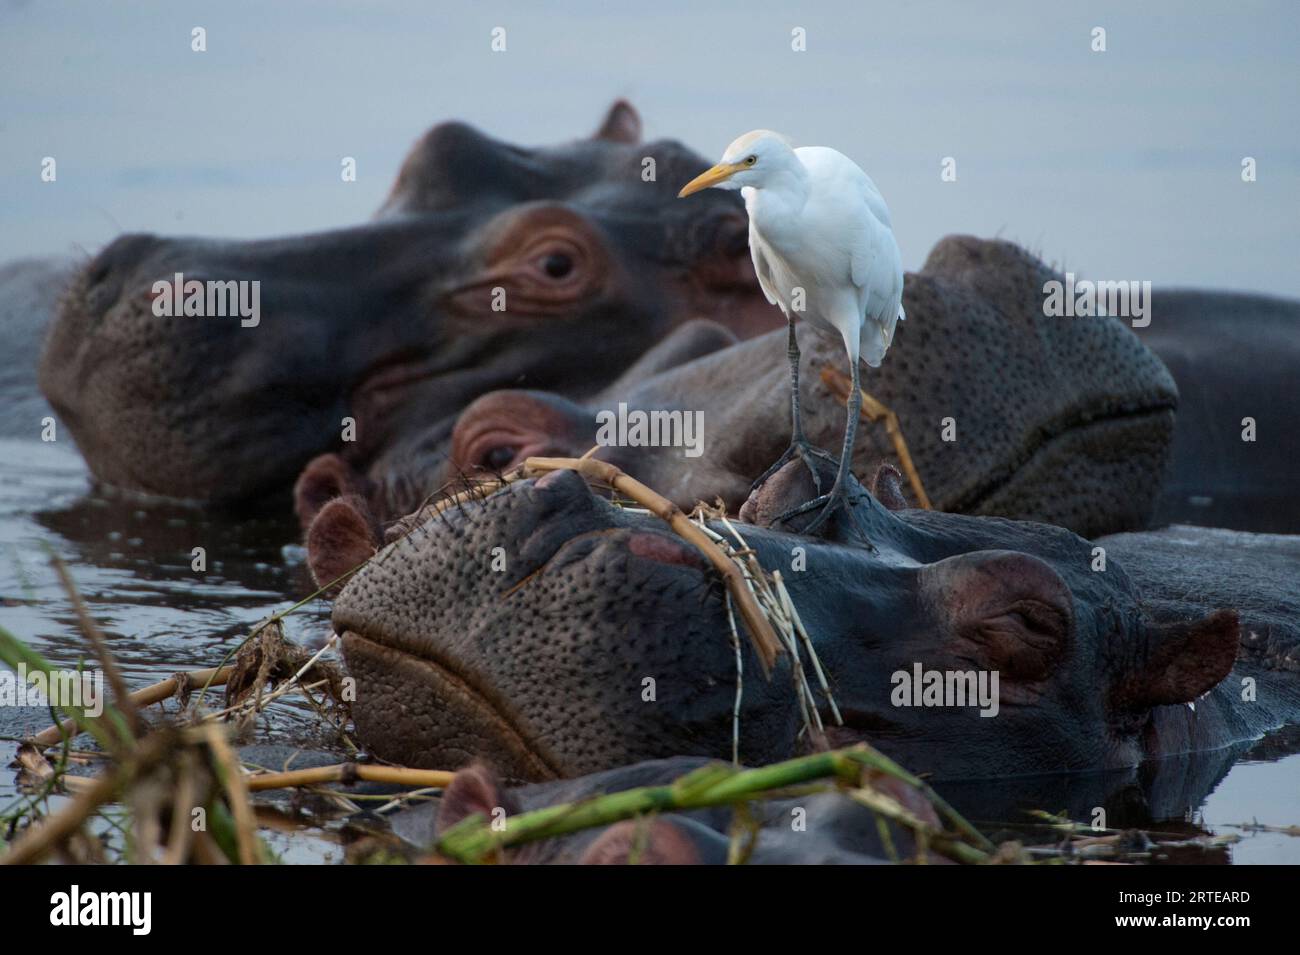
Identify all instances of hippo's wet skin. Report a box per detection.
[317,461,1294,785]
[299,236,1181,540]
[389,746,1251,864]
[38,102,777,504]
[387,758,939,864]
[1134,290,1300,534]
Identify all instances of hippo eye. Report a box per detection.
[483,445,519,471]
[541,252,574,279]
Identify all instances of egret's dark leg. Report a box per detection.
[786,315,806,443]
[751,316,835,491]
[776,355,864,536]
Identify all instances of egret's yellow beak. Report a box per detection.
[677,162,742,198]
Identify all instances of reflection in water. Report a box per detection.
[1,438,1297,862]
[0,437,343,846]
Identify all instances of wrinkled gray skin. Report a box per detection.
[299,235,1181,541]
[37,102,777,505]
[1134,290,1300,533]
[386,757,946,864]
[317,461,1297,785]
[1100,524,1300,676]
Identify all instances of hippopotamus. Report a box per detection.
[1134,290,1300,534]
[308,455,1300,786]
[388,757,941,864]
[296,235,1180,540]
[36,102,778,505]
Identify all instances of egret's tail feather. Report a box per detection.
[859,307,902,368]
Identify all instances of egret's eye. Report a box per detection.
[745,155,757,166]
[541,252,574,279]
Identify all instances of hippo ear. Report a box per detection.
[921,551,1072,691]
[593,99,642,144]
[435,763,522,836]
[578,819,702,865]
[1112,610,1240,710]
[294,453,374,531]
[869,463,910,511]
[306,495,379,594]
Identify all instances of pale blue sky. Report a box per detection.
[2,0,1297,295]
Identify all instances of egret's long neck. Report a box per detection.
[744,155,810,248]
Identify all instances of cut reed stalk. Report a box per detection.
[30,666,232,749]
[243,764,456,792]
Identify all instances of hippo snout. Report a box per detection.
[78,233,164,320]
[328,469,794,780]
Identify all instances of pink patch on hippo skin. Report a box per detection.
[626,532,705,569]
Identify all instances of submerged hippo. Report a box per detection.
[37,102,777,504]
[297,235,1180,540]
[1135,290,1300,534]
[309,458,1299,784]
[389,757,940,865]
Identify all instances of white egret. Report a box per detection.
[678,130,904,533]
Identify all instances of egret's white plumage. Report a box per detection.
[698,131,905,368]
[678,130,906,533]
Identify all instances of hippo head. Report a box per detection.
[429,762,716,864]
[39,102,777,504]
[317,462,1239,783]
[295,235,1180,538]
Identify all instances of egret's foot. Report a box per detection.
[751,440,837,493]
[774,477,869,542]
[775,489,840,535]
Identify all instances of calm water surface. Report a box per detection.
[0,437,343,861]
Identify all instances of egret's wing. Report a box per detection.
[842,171,905,366]
[851,206,903,301]
[797,146,893,227]
[749,232,782,307]
[794,147,899,309]
[847,193,895,297]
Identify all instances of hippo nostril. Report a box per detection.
[79,233,165,318]
[532,468,601,499]
[92,233,162,277]
[534,470,570,490]
[88,261,112,287]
